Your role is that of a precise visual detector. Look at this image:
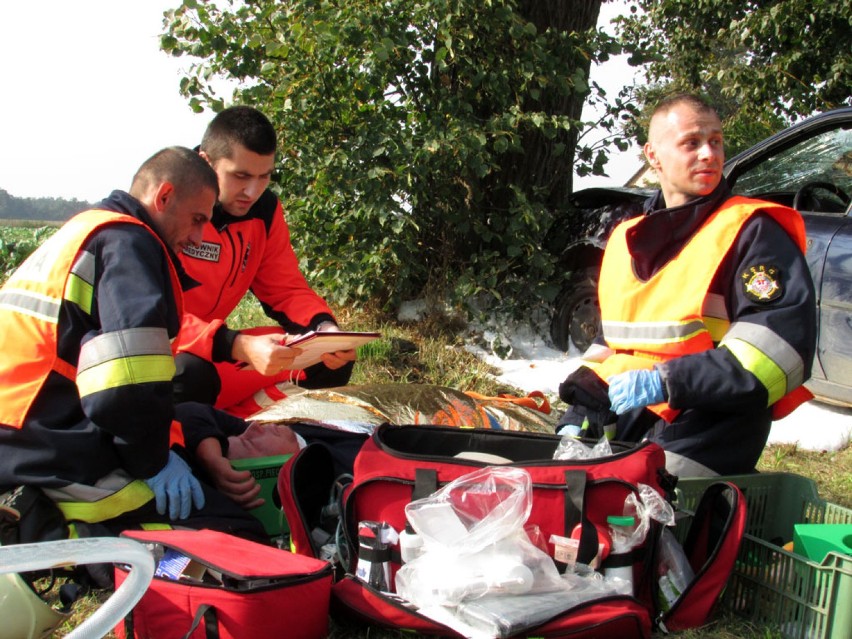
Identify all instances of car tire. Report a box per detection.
[549,267,601,353]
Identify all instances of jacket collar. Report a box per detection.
[628,182,732,280]
[94,191,199,291]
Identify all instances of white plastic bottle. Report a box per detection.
[399,522,424,564]
[604,515,637,594]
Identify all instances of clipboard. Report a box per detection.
[284,331,381,369]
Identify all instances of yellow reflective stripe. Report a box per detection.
[140,523,173,531]
[722,337,787,406]
[55,480,154,523]
[722,321,805,388]
[0,288,61,322]
[64,273,93,314]
[77,354,176,397]
[64,250,96,313]
[704,316,730,343]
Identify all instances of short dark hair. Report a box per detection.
[651,92,717,121]
[130,146,219,199]
[200,106,277,162]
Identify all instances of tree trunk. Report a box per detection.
[494,0,603,211]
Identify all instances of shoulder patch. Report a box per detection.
[741,264,782,302]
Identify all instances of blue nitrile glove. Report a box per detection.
[607,369,664,415]
[556,417,589,438]
[144,451,206,520]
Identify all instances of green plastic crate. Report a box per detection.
[230,454,292,540]
[676,472,852,639]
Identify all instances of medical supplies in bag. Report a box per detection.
[279,423,745,637]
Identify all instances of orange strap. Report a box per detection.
[52,357,77,381]
[771,385,814,420]
[168,420,186,448]
[464,390,551,414]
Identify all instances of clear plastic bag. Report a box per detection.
[553,435,613,460]
[452,563,627,638]
[404,466,532,554]
[656,527,695,611]
[396,467,566,608]
[603,484,676,592]
[617,483,676,550]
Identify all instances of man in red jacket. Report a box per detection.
[174,106,356,411]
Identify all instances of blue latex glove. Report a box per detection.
[607,369,664,415]
[144,451,206,520]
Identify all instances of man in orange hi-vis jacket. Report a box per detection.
[0,148,267,546]
[557,94,816,477]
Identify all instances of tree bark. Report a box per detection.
[494,0,603,210]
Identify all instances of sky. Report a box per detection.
[0,1,641,203]
[0,1,211,202]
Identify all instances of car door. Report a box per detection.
[726,110,852,405]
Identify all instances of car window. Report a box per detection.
[731,127,852,205]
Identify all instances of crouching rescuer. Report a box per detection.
[0,147,266,553]
[556,93,817,477]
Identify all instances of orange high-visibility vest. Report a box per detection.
[0,210,184,429]
[593,196,809,422]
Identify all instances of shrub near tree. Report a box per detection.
[160,0,851,326]
[161,0,632,318]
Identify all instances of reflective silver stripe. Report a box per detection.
[603,319,707,344]
[664,451,719,478]
[702,293,728,321]
[42,468,137,502]
[78,327,172,373]
[0,288,61,322]
[721,321,806,390]
[69,250,96,284]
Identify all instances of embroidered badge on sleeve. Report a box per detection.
[741,264,782,302]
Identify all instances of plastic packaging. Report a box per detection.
[656,527,695,611]
[395,467,567,608]
[454,564,627,638]
[617,483,677,551]
[553,435,613,460]
[404,466,532,555]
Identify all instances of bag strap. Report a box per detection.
[413,469,438,501]
[563,470,599,567]
[183,603,219,639]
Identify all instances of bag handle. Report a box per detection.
[183,603,219,639]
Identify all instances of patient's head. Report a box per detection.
[227,422,302,459]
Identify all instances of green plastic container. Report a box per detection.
[676,472,852,639]
[230,454,292,540]
[793,524,852,563]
